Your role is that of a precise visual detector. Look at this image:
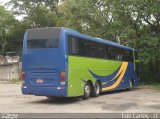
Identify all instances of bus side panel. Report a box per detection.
[67,57,139,97]
[67,56,122,97]
[99,62,139,92]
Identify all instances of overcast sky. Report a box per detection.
[0,0,10,5]
[0,0,24,20]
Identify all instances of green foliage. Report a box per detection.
[1,0,160,83]
[140,82,160,90]
[9,78,21,84]
[0,5,17,55]
[8,0,60,27]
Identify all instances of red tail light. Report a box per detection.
[22,71,25,81]
[60,71,65,85]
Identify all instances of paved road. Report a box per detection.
[0,83,160,113]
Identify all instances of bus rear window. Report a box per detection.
[27,28,61,49]
[27,39,59,48]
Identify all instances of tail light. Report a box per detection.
[60,71,65,85]
[22,71,25,81]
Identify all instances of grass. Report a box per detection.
[9,78,21,84]
[139,83,160,90]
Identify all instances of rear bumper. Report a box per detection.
[21,85,67,97]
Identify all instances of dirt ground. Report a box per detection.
[0,82,160,113]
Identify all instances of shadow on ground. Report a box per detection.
[101,88,138,95]
[28,88,138,105]
[29,97,83,105]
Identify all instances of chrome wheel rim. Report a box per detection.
[85,85,90,97]
[95,83,100,95]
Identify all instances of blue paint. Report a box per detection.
[88,66,121,82]
[88,62,140,90]
[22,27,140,97]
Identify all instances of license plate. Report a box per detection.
[36,79,44,83]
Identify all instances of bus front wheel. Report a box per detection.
[83,82,91,100]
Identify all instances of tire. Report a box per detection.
[129,80,134,90]
[92,81,101,97]
[83,82,91,100]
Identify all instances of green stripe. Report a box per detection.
[67,56,122,97]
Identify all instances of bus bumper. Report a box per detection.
[21,85,67,97]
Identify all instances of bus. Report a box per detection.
[21,27,140,99]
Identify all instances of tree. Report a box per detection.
[58,0,160,83]
[0,5,17,55]
[5,0,160,83]
[8,0,61,27]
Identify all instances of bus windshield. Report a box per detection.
[27,28,60,49]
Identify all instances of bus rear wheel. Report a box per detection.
[92,81,101,97]
[83,82,91,100]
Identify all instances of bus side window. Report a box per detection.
[68,36,78,55]
[78,38,86,56]
[117,48,123,61]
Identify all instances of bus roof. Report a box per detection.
[27,27,134,51]
[61,27,134,51]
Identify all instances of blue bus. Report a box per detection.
[21,27,140,99]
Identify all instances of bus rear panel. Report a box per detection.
[21,28,68,97]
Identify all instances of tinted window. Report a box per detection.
[28,39,59,48]
[68,35,134,62]
[68,36,78,54]
[27,28,60,49]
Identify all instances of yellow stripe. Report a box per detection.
[111,63,124,81]
[102,62,128,91]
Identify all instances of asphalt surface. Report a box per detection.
[0,82,160,113]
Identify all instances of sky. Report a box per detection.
[0,0,10,6]
[0,0,23,20]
